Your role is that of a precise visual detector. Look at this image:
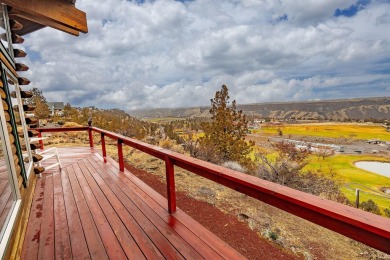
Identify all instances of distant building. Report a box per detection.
[47,102,65,116]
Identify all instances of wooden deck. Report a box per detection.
[21,147,245,259]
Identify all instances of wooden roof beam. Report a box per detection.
[3,0,87,35]
[9,10,79,36]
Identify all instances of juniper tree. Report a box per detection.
[25,88,50,118]
[199,85,254,169]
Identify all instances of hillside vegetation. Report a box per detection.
[61,105,158,139]
[130,96,390,121]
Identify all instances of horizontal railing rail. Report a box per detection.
[35,126,90,149]
[34,126,390,253]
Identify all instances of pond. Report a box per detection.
[355,161,390,178]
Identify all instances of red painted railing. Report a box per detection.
[35,126,390,253]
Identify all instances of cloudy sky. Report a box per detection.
[22,0,390,110]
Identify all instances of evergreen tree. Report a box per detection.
[200,85,254,169]
[63,102,72,116]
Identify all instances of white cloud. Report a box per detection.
[18,0,390,110]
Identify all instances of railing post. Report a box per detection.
[118,139,124,172]
[38,130,44,150]
[165,157,176,214]
[101,133,107,163]
[88,127,94,148]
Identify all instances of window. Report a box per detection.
[0,66,21,255]
[0,7,22,256]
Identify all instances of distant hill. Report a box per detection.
[129,97,390,121]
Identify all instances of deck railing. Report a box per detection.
[35,126,390,253]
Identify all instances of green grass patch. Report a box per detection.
[305,155,390,211]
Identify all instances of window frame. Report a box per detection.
[0,75,21,257]
[0,6,23,256]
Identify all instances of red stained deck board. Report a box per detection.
[60,167,90,259]
[63,166,108,259]
[21,147,245,259]
[52,170,72,259]
[22,177,46,259]
[38,175,54,260]
[70,164,128,260]
[84,156,185,260]
[80,157,166,259]
[92,155,221,259]
[75,162,146,259]
[101,154,245,260]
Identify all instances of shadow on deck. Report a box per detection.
[21,147,245,259]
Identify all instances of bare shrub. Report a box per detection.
[158,138,185,154]
[360,200,381,215]
[221,161,246,173]
[159,139,174,149]
[384,207,390,218]
[257,141,349,204]
[257,142,309,185]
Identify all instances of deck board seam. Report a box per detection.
[69,163,122,259]
[91,154,211,257]
[89,155,218,259]
[96,153,242,259]
[21,147,245,260]
[38,174,55,259]
[21,177,45,259]
[73,162,131,259]
[61,165,91,259]
[53,169,72,259]
[80,157,166,259]
[59,169,74,259]
[83,156,185,259]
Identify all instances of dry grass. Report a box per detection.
[62,122,84,127]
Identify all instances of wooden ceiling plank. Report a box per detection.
[3,0,87,33]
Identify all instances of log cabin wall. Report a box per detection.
[0,5,30,259]
[0,1,87,258]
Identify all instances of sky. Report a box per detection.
[22,0,390,111]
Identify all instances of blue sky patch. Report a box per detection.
[334,0,371,17]
[272,14,288,24]
[25,47,41,62]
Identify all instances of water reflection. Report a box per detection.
[355,161,390,178]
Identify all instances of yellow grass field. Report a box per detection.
[143,117,185,123]
[256,123,390,141]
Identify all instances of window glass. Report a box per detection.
[0,101,16,240]
[0,7,9,50]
